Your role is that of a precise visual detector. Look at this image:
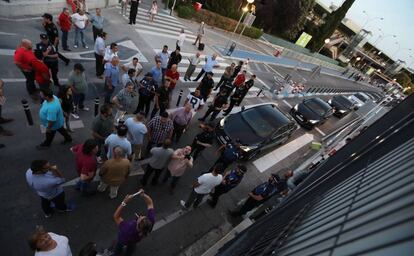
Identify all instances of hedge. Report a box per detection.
[177,7,263,39]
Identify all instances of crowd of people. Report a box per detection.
[5,4,303,256]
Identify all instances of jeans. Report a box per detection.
[162,170,181,190]
[61,30,69,49]
[184,189,206,208]
[41,126,72,146]
[141,165,163,186]
[104,86,115,104]
[73,93,85,110]
[74,27,86,47]
[40,191,67,215]
[45,62,60,87]
[194,68,206,81]
[113,241,136,256]
[94,53,104,76]
[21,70,36,95]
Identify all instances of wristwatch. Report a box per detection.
[121,202,127,207]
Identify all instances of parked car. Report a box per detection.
[348,92,370,109]
[216,103,296,160]
[328,95,355,118]
[290,97,333,129]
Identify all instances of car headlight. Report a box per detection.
[294,104,298,111]
[240,145,258,152]
[328,100,332,105]
[339,109,346,113]
[309,120,319,124]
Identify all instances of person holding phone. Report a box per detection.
[163,146,193,194]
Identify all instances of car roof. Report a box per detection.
[304,97,332,110]
[242,104,292,127]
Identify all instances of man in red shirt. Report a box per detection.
[14,39,37,97]
[57,7,72,51]
[71,139,98,196]
[31,59,51,91]
[233,70,247,88]
[165,64,180,102]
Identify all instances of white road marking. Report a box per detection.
[252,62,263,72]
[0,49,15,56]
[282,100,293,108]
[0,31,17,36]
[253,133,315,172]
[314,127,326,136]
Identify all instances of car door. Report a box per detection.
[261,125,290,151]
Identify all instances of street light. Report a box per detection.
[356,56,361,61]
[317,38,331,53]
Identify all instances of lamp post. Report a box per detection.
[225,0,254,53]
[317,38,331,53]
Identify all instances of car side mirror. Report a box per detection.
[241,106,246,112]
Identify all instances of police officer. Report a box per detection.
[229,174,288,217]
[191,122,215,160]
[36,34,60,87]
[198,89,229,122]
[41,13,70,65]
[208,164,247,208]
[212,140,241,171]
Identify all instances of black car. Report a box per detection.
[290,97,333,129]
[216,103,296,160]
[328,95,355,118]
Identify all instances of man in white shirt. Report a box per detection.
[193,53,219,81]
[104,42,118,63]
[184,52,201,81]
[71,9,89,48]
[94,31,106,78]
[184,89,204,112]
[181,163,224,209]
[121,57,143,78]
[176,28,186,49]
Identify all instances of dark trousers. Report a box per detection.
[73,93,85,110]
[150,102,168,118]
[161,68,167,84]
[129,1,139,24]
[184,189,206,208]
[141,165,163,186]
[113,241,136,256]
[95,53,104,76]
[235,197,262,216]
[61,30,69,50]
[200,107,220,121]
[223,98,238,115]
[136,95,152,117]
[172,121,186,142]
[92,26,103,41]
[45,62,60,87]
[41,126,72,146]
[40,191,67,215]
[163,169,181,189]
[22,70,36,95]
[209,184,230,207]
[211,155,233,172]
[191,139,205,160]
[215,76,229,90]
[104,86,115,104]
[57,52,69,64]
[194,68,206,81]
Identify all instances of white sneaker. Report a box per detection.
[73,45,78,48]
[84,45,89,49]
[80,107,89,111]
[180,200,188,210]
[71,113,80,119]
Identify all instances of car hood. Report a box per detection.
[297,103,323,121]
[223,114,265,146]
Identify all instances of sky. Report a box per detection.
[319,0,414,68]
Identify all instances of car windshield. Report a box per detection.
[335,96,354,108]
[355,93,369,102]
[241,105,289,138]
[304,99,329,116]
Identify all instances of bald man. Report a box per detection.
[14,39,37,97]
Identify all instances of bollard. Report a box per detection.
[94,97,99,116]
[176,89,183,107]
[257,86,264,97]
[21,99,34,126]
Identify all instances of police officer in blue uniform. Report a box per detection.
[35,34,60,87]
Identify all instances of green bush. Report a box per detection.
[176,5,195,19]
[240,26,263,39]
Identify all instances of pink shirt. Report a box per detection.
[167,149,193,177]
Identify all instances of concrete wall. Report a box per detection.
[0,0,118,18]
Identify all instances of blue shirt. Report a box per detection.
[125,118,148,145]
[105,63,121,88]
[223,169,244,189]
[90,14,104,29]
[39,95,65,130]
[157,51,169,69]
[151,66,162,85]
[252,181,277,200]
[26,169,65,199]
[104,134,132,159]
[203,56,218,72]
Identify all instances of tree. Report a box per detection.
[255,0,315,41]
[308,0,355,52]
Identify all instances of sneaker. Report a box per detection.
[80,107,89,111]
[84,45,89,49]
[73,45,78,48]
[0,117,14,124]
[180,200,189,210]
[44,213,52,218]
[71,113,80,119]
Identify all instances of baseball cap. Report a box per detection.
[40,34,48,40]
[42,13,53,20]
